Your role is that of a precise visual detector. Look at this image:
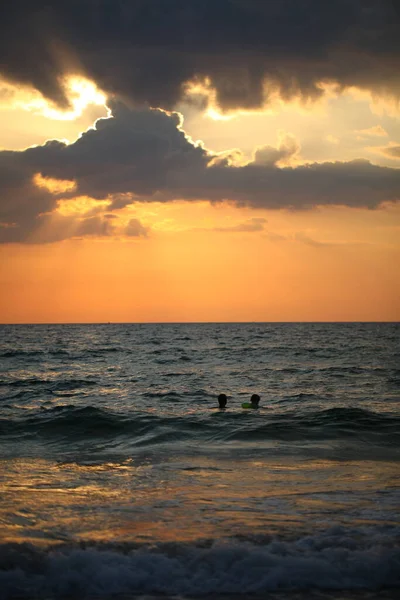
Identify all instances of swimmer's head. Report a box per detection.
[250,394,260,406]
[218,393,227,408]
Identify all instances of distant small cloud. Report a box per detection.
[76,216,115,237]
[380,145,400,159]
[293,232,372,247]
[356,125,388,137]
[369,142,400,160]
[264,231,287,242]
[214,217,267,233]
[294,232,329,247]
[207,149,245,168]
[125,218,149,237]
[254,131,301,167]
[265,230,355,247]
[263,231,329,246]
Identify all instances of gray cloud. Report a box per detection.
[254,133,300,167]
[76,215,115,237]
[0,104,399,243]
[23,104,208,199]
[0,1,399,112]
[0,151,54,240]
[125,218,149,237]
[264,231,288,243]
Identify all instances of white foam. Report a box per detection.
[0,527,399,599]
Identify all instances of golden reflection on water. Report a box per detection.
[0,456,398,546]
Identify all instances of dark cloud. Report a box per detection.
[0,104,399,243]
[0,1,399,111]
[0,151,54,240]
[23,104,208,200]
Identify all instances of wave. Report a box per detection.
[318,366,392,375]
[0,406,399,448]
[51,379,98,392]
[0,377,98,390]
[0,527,399,598]
[143,389,214,399]
[0,350,45,358]
[86,346,126,354]
[0,346,130,361]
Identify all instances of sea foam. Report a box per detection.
[1,528,399,599]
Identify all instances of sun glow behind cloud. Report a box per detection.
[183,79,347,123]
[55,197,109,216]
[20,77,108,121]
[0,76,110,150]
[34,173,77,194]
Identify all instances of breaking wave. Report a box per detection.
[1,527,399,599]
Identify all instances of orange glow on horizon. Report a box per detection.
[0,202,399,323]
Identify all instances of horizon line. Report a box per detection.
[0,320,398,326]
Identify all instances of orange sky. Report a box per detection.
[0,77,399,323]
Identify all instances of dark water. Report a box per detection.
[0,323,399,599]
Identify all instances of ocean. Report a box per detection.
[0,322,399,600]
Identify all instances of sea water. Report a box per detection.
[0,322,399,599]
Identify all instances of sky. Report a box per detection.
[0,0,399,323]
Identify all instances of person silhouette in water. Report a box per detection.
[250,394,260,408]
[217,393,228,409]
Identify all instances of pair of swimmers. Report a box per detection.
[217,393,260,409]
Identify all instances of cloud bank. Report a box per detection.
[0,104,399,243]
[0,1,399,112]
